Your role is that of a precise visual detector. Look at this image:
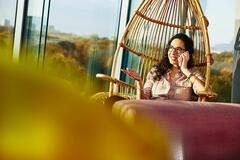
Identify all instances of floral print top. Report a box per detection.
[142,66,205,101]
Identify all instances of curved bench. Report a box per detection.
[113,100,240,160]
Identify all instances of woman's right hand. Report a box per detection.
[178,51,189,71]
[121,68,142,82]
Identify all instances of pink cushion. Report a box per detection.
[113,100,240,160]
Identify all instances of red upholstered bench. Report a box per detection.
[113,100,240,160]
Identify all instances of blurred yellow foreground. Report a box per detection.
[0,61,171,160]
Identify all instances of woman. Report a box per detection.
[122,33,206,101]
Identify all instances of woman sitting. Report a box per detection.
[122,33,207,101]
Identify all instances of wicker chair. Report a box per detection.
[94,0,216,103]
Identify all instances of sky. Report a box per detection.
[48,0,120,38]
[47,0,238,46]
[0,0,17,25]
[204,0,236,46]
[0,0,238,47]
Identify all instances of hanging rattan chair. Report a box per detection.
[94,0,216,103]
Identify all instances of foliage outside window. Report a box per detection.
[0,0,17,60]
[44,0,121,96]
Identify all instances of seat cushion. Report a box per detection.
[113,100,240,160]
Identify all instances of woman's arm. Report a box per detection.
[121,68,143,99]
[182,69,206,93]
[178,51,207,93]
[121,68,152,99]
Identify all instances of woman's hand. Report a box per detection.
[178,51,193,77]
[121,68,142,82]
[178,51,190,71]
[122,68,144,99]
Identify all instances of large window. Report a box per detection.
[44,0,122,95]
[0,0,17,59]
[121,0,237,102]
[3,0,238,101]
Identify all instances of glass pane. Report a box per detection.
[21,0,50,65]
[0,0,17,59]
[204,0,236,102]
[122,0,238,102]
[45,0,121,96]
[128,0,141,18]
[121,0,141,85]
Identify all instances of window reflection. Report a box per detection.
[44,0,121,95]
[0,0,17,59]
[121,0,141,85]
[21,0,50,65]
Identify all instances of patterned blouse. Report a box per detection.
[142,66,205,101]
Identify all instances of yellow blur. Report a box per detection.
[0,61,171,160]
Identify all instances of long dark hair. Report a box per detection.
[152,33,194,80]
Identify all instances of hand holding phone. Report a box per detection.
[178,55,183,68]
[178,51,189,69]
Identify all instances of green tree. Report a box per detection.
[210,52,233,102]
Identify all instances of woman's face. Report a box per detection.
[168,38,186,67]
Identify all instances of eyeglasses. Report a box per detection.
[168,45,185,54]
